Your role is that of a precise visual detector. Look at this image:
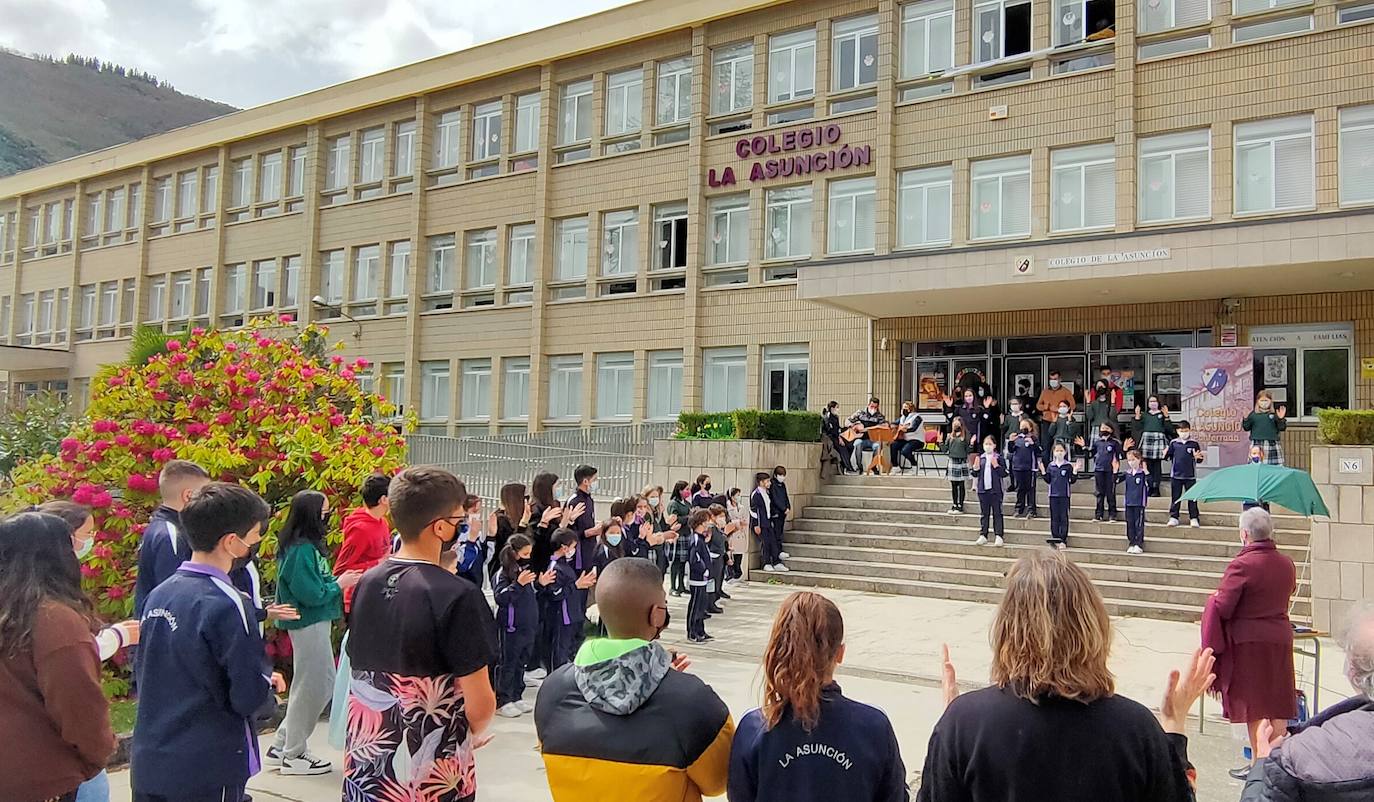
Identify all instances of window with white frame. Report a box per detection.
[147,276,166,322]
[1339,1,1374,23]
[258,151,282,203]
[828,177,876,254]
[647,350,684,419]
[1056,0,1116,45]
[1139,0,1209,33]
[387,241,410,304]
[1249,324,1353,418]
[35,290,54,342]
[18,293,34,343]
[203,166,219,214]
[502,357,531,419]
[434,111,462,168]
[169,271,191,320]
[712,42,754,115]
[833,15,880,92]
[460,359,492,421]
[354,245,380,302]
[193,267,211,319]
[657,58,692,128]
[105,188,126,234]
[596,352,635,419]
[281,147,302,198]
[1138,129,1211,223]
[429,235,456,294]
[1340,105,1374,206]
[973,0,1032,63]
[319,250,345,305]
[507,224,535,286]
[606,70,644,137]
[1051,143,1115,232]
[221,264,247,318]
[394,121,416,177]
[902,0,956,78]
[898,166,953,248]
[177,171,199,219]
[555,217,588,281]
[1233,0,1307,15]
[602,210,639,276]
[560,80,594,145]
[129,183,142,228]
[472,101,502,162]
[764,344,810,411]
[1234,116,1314,215]
[703,347,746,412]
[708,194,749,266]
[251,259,276,310]
[282,256,300,308]
[325,135,351,190]
[769,29,817,103]
[465,229,497,289]
[359,128,385,184]
[971,155,1031,239]
[76,285,96,334]
[654,202,688,270]
[514,93,540,153]
[547,355,583,420]
[420,361,452,421]
[230,158,252,207]
[83,193,102,240]
[766,185,813,260]
[97,282,118,330]
[152,177,172,223]
[382,363,407,414]
[120,279,134,326]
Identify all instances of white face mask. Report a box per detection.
[648,496,659,507]
[983,443,996,453]
[1010,403,1021,413]
[1049,379,1061,389]
[1054,451,1067,462]
[1259,399,1272,410]
[1128,460,1140,470]
[1058,406,1069,415]
[589,479,600,492]
[1149,402,1160,411]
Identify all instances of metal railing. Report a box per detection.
[405,422,676,502]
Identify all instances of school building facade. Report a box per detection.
[1,0,1373,466]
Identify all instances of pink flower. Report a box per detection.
[176,370,194,385]
[224,342,239,353]
[106,585,126,599]
[80,565,98,579]
[340,369,355,381]
[244,370,261,383]
[166,339,182,351]
[329,414,345,427]
[60,438,80,451]
[225,365,239,377]
[371,446,385,457]
[92,420,118,434]
[279,313,295,324]
[215,412,235,426]
[186,422,210,437]
[132,420,156,435]
[152,391,171,402]
[114,434,132,446]
[192,327,206,336]
[301,367,317,379]
[331,355,344,365]
[311,451,326,462]
[354,358,371,369]
[152,447,175,462]
[358,434,371,446]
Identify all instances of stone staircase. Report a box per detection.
[770,474,1312,623]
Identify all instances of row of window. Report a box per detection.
[403,344,809,428]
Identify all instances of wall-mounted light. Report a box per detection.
[310,295,362,340]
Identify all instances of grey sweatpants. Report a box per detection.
[272,620,335,759]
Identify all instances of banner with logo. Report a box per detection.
[1180,347,1254,468]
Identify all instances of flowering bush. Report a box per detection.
[6,318,409,617]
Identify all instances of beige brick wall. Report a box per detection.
[1309,445,1374,631]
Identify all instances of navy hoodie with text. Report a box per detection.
[728,683,908,802]
[133,505,191,617]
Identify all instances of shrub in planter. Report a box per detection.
[675,409,820,442]
[759,410,822,443]
[677,412,736,439]
[1317,408,1374,445]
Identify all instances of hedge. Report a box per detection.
[1317,408,1374,445]
[676,409,822,442]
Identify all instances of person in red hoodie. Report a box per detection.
[334,474,392,615]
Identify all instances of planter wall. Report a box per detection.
[1309,445,1374,631]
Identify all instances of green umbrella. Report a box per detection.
[1180,462,1330,517]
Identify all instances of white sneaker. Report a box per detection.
[279,753,333,776]
[1128,545,1144,555]
[974,535,989,546]
[265,745,284,768]
[947,507,959,515]
[774,563,790,572]
[1190,519,1201,528]
[526,667,546,680]
[497,702,524,718]
[778,551,790,560]
[515,700,535,713]
[994,536,1005,547]
[1125,545,1136,554]
[1167,517,1180,527]
[763,563,777,572]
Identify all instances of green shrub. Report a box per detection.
[675,409,820,442]
[676,412,735,439]
[759,410,822,442]
[1317,408,1374,445]
[732,409,762,439]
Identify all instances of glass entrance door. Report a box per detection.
[1005,356,1043,403]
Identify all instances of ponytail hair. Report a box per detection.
[499,533,533,579]
[760,591,844,732]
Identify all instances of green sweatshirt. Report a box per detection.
[274,542,342,630]
[1242,411,1287,441]
[947,434,970,461]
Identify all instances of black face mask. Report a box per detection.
[231,540,260,573]
[516,558,531,570]
[704,482,712,491]
[1100,429,1112,437]
[439,523,459,554]
[652,607,672,639]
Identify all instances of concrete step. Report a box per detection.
[787,520,1310,560]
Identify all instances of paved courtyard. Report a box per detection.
[108,581,1353,802]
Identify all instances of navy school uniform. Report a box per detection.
[132,505,191,617]
[769,479,791,549]
[1009,433,1042,516]
[707,525,728,602]
[1166,437,1203,521]
[1044,460,1077,545]
[1121,469,1150,548]
[493,569,539,707]
[564,490,596,654]
[1091,437,1123,520]
[539,556,583,670]
[973,453,1007,539]
[686,532,713,639]
[751,487,779,566]
[132,563,272,801]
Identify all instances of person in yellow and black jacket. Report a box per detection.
[535,556,733,802]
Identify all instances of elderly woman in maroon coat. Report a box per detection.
[1202,506,1298,778]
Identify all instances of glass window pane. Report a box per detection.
[1302,349,1350,415]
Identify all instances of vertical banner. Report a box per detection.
[1180,347,1254,468]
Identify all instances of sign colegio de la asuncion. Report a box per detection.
[708,123,873,187]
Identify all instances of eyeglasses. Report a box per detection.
[426,514,466,529]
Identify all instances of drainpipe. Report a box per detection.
[866,317,874,398]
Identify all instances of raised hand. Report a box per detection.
[1073,435,1086,446]
[537,567,557,586]
[1161,405,1170,417]
[1124,437,1136,450]
[1276,405,1287,419]
[540,506,562,525]
[1158,647,1216,734]
[517,569,537,586]
[941,644,959,707]
[575,569,598,589]
[1254,719,1287,759]
[561,502,587,525]
[983,395,995,408]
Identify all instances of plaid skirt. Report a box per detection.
[947,457,970,481]
[1139,431,1168,460]
[1254,439,1285,465]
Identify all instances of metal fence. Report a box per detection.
[405,422,676,502]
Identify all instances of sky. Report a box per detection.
[0,0,633,109]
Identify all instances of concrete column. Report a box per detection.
[404,97,430,417]
[528,66,556,432]
[874,0,898,257]
[299,125,325,324]
[681,26,708,412]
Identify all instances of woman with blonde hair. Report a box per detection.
[728,591,906,802]
[918,552,1215,802]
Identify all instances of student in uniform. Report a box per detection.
[691,474,717,508]
[455,494,487,590]
[133,459,211,617]
[641,485,675,578]
[1084,379,1116,446]
[494,534,551,719]
[1002,397,1030,491]
[1165,420,1205,528]
[1044,441,1076,550]
[541,528,597,670]
[1132,395,1176,498]
[726,487,749,582]
[667,481,693,595]
[822,400,856,474]
[487,482,527,584]
[706,504,729,611]
[945,387,998,449]
[1008,420,1042,520]
[946,418,971,515]
[1046,401,1077,469]
[752,472,786,572]
[1121,449,1150,555]
[1242,390,1288,465]
[971,435,1007,547]
[769,466,791,562]
[685,509,715,643]
[592,517,627,574]
[1078,424,1124,522]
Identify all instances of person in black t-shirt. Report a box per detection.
[345,467,497,802]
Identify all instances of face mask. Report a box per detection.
[977,388,986,397]
[1058,406,1069,415]
[704,482,712,491]
[652,607,671,639]
[1100,429,1112,437]
[1054,451,1067,462]
[606,533,623,546]
[1179,432,1191,440]
[1096,384,1108,394]
[1258,399,1271,410]
[517,558,532,570]
[868,406,878,414]
[1251,456,1262,464]
[964,396,974,405]
[231,538,260,572]
[714,517,726,527]
[774,474,785,482]
[73,537,94,560]
[589,479,600,493]
[1049,379,1061,389]
[1010,403,1021,413]
[984,444,996,453]
[1128,461,1140,470]
[1149,402,1160,411]
[1020,428,1032,436]
[648,496,659,507]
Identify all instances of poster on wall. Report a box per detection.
[1118,370,1137,410]
[1180,347,1254,469]
[1014,373,1036,398]
[1263,355,1288,385]
[918,370,946,410]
